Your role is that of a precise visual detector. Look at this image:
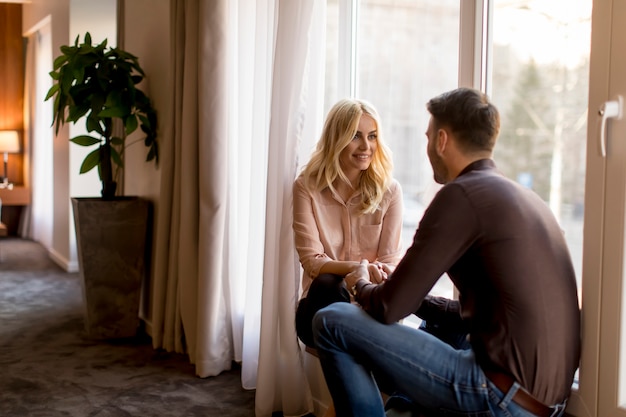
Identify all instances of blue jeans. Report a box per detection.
[312,303,567,417]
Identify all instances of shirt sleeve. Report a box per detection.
[292,178,331,277]
[375,180,404,267]
[415,294,467,332]
[357,183,480,323]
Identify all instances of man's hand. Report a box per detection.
[345,259,370,290]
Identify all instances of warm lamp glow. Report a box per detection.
[0,130,20,185]
[0,130,20,153]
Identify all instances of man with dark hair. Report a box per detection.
[312,87,581,417]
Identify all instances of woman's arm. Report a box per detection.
[318,260,360,276]
[292,178,335,277]
[319,259,388,283]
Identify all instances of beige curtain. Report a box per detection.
[151,0,232,374]
[151,1,324,414]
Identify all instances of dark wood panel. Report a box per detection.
[1,206,23,236]
[0,3,24,185]
[0,186,30,205]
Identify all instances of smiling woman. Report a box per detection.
[292,98,403,348]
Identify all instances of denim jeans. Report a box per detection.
[312,302,566,417]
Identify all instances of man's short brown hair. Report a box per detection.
[426,88,500,153]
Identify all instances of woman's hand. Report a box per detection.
[368,262,388,284]
[344,260,392,289]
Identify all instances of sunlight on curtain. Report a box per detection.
[153,1,324,414]
[229,0,273,386]
[237,1,325,415]
[23,22,54,248]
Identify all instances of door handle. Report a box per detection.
[598,96,623,157]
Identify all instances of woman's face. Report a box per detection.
[339,114,378,183]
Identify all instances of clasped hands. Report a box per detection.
[345,259,391,290]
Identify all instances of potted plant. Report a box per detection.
[46,33,158,339]
[46,32,158,198]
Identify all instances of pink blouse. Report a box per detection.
[292,176,404,296]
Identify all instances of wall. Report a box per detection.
[22,0,75,270]
[121,0,170,323]
[121,0,168,202]
[68,0,117,199]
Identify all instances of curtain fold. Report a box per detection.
[195,0,234,375]
[151,0,197,355]
[151,0,324,415]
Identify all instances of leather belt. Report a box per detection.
[484,370,555,417]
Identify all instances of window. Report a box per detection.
[491,0,590,300]
[324,2,626,416]
[325,0,460,302]
[491,1,591,394]
[325,0,589,310]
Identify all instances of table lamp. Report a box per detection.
[0,130,20,185]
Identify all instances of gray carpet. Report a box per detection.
[0,238,256,417]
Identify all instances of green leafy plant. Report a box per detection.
[46,32,158,199]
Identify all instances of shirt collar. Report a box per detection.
[457,159,496,178]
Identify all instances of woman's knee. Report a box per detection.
[295,298,315,347]
[307,273,351,305]
[309,273,346,292]
[297,275,351,347]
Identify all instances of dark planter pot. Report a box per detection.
[71,197,151,339]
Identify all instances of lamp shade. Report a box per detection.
[0,131,20,153]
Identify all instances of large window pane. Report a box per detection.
[491,0,591,301]
[324,0,340,111]
[356,0,460,302]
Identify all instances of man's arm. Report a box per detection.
[415,294,468,333]
[353,183,480,324]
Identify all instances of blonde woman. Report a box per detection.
[293,98,403,347]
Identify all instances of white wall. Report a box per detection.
[22,0,77,271]
[121,0,168,202]
[121,0,170,322]
[69,0,117,199]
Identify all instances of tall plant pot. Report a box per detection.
[71,197,151,339]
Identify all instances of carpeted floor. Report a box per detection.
[0,237,256,417]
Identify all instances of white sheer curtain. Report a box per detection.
[151,1,324,415]
[253,1,327,415]
[23,20,54,248]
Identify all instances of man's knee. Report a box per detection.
[312,302,358,340]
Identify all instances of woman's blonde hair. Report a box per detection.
[299,98,393,214]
